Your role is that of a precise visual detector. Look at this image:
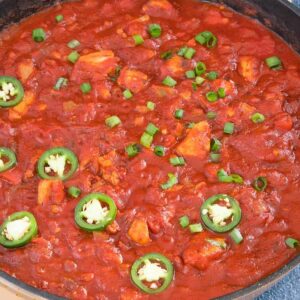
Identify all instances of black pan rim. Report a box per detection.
[0,0,299,299]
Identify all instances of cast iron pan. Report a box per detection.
[0,0,299,299]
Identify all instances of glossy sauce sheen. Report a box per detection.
[0,0,300,299]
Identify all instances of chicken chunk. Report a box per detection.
[9,91,35,121]
[38,179,65,205]
[71,50,119,83]
[98,150,125,186]
[142,0,178,19]
[17,59,35,83]
[127,218,151,245]
[117,67,148,93]
[183,233,226,270]
[161,55,186,78]
[176,121,211,159]
[238,56,261,83]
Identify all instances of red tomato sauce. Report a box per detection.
[0,0,300,299]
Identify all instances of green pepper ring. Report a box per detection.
[74,193,117,232]
[0,76,24,108]
[0,147,17,173]
[37,147,78,181]
[200,194,242,233]
[131,253,174,294]
[0,211,38,248]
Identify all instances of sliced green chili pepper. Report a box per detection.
[131,253,174,294]
[0,211,38,248]
[201,194,242,233]
[74,193,117,232]
[0,147,17,173]
[37,147,78,181]
[0,76,24,108]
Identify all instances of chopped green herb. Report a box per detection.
[174,109,184,119]
[206,111,217,120]
[224,122,234,134]
[55,15,64,23]
[206,71,218,80]
[206,91,218,102]
[133,34,144,45]
[68,186,81,198]
[125,144,140,158]
[161,173,178,190]
[169,156,185,166]
[195,62,206,76]
[217,169,243,184]
[251,112,265,123]
[105,115,121,128]
[265,56,282,70]
[123,89,133,100]
[195,31,218,48]
[229,228,243,244]
[154,145,165,157]
[217,87,226,98]
[184,47,196,59]
[161,51,173,60]
[189,223,203,233]
[210,153,221,163]
[80,82,92,94]
[145,123,159,136]
[162,76,177,87]
[140,132,153,148]
[53,77,68,91]
[148,24,162,38]
[185,70,196,79]
[67,39,80,49]
[179,215,190,228]
[147,101,155,111]
[32,28,46,42]
[68,51,80,64]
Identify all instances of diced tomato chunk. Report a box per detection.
[176,121,211,158]
[16,59,35,83]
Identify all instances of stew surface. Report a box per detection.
[0,0,300,299]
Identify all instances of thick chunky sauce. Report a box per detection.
[0,0,300,299]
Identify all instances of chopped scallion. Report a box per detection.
[67,39,80,49]
[169,156,185,166]
[140,132,153,148]
[55,15,64,23]
[195,62,206,76]
[68,51,80,64]
[179,215,190,228]
[252,176,267,191]
[145,123,159,136]
[147,101,155,111]
[80,82,92,94]
[161,173,178,190]
[53,77,68,90]
[206,91,218,102]
[148,23,162,38]
[217,87,226,98]
[184,47,196,59]
[154,145,165,157]
[123,89,133,99]
[265,56,282,70]
[224,122,234,134]
[68,186,81,198]
[285,237,299,248]
[206,71,218,80]
[229,228,243,244]
[210,138,222,152]
[185,70,196,79]
[32,28,46,42]
[251,112,265,123]
[162,76,177,87]
[125,144,140,158]
[133,34,144,45]
[105,115,121,128]
[206,111,217,120]
[189,223,203,233]
[174,109,184,119]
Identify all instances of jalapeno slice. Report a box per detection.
[200,194,242,233]
[0,76,24,108]
[131,253,174,294]
[74,193,117,231]
[0,147,17,173]
[37,147,78,181]
[0,211,38,248]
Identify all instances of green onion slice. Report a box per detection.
[285,238,299,248]
[162,76,177,87]
[161,173,178,190]
[252,176,267,191]
[229,228,243,244]
[148,24,162,38]
[169,156,185,166]
[154,146,165,157]
[179,215,189,228]
[105,116,121,128]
